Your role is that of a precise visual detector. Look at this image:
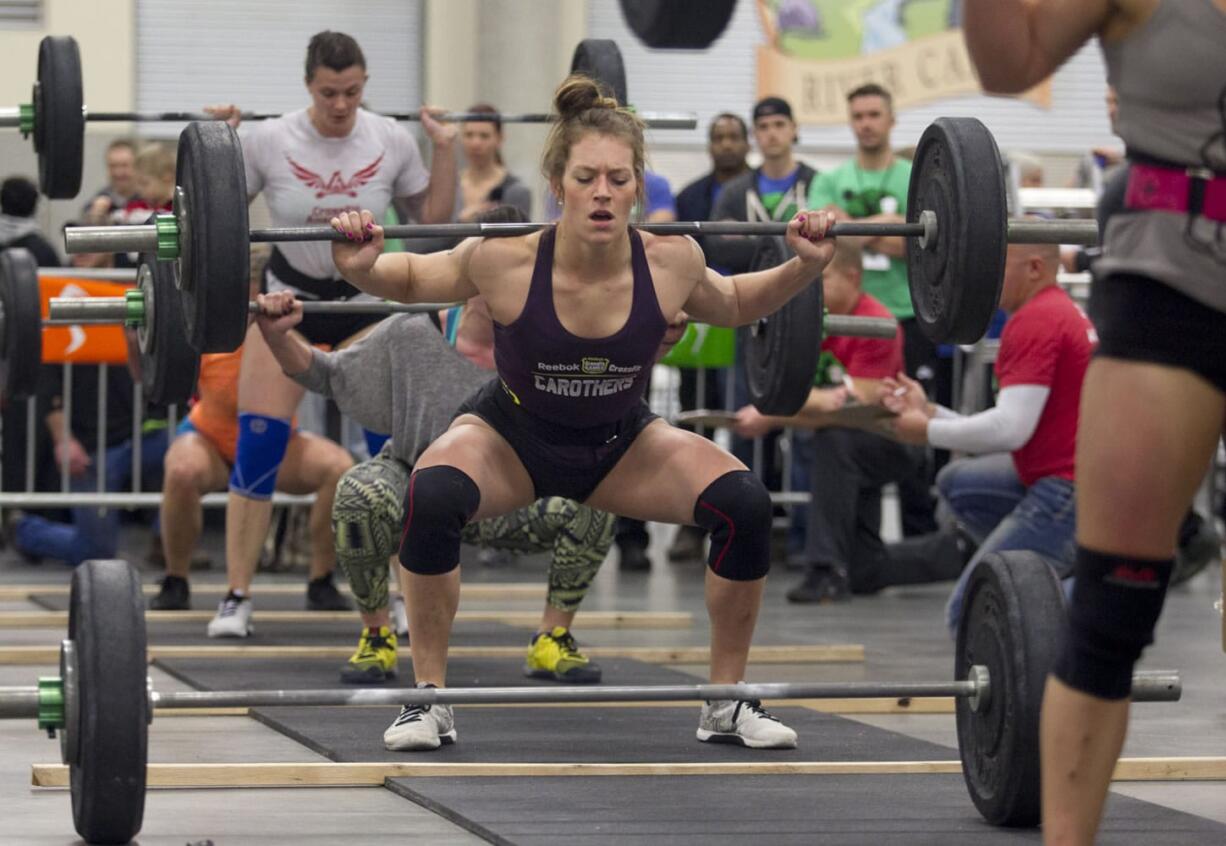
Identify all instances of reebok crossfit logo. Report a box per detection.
[286,153,384,198]
[532,358,642,399]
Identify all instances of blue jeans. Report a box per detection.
[16,429,169,567]
[939,453,1077,636]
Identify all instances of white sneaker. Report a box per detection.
[383,685,456,751]
[206,592,254,638]
[391,594,409,639]
[696,697,798,749]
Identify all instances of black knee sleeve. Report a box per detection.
[1053,546,1173,700]
[693,470,772,581]
[397,466,481,575]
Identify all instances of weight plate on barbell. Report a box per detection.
[619,0,738,49]
[0,248,44,403]
[176,121,250,353]
[34,36,84,200]
[68,559,148,845]
[906,117,1007,345]
[746,236,824,416]
[570,39,628,107]
[137,256,199,407]
[955,550,1064,827]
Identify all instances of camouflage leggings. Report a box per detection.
[331,451,616,615]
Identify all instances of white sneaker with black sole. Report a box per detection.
[206,592,254,638]
[384,684,456,751]
[696,697,798,749]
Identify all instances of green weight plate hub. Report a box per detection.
[37,676,64,731]
[124,289,146,327]
[154,213,180,261]
[18,102,34,136]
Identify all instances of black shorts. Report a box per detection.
[455,379,659,502]
[1089,272,1226,394]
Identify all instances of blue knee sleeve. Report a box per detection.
[1053,545,1173,700]
[693,470,772,581]
[228,413,292,500]
[363,429,390,458]
[398,466,481,575]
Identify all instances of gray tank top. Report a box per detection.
[1095,0,1226,311]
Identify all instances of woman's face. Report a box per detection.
[306,64,367,136]
[555,132,638,244]
[461,122,501,166]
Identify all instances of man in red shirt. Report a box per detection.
[734,238,917,602]
[885,235,1096,633]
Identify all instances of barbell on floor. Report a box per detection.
[0,35,695,200]
[0,557,1186,844]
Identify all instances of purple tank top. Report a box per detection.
[494,226,667,427]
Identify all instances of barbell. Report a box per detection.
[60,115,1097,413]
[36,253,897,408]
[0,35,695,200]
[0,556,1181,843]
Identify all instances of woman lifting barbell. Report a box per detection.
[322,74,835,750]
[200,31,458,637]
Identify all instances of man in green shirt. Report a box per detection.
[807,83,937,536]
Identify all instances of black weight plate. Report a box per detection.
[34,36,84,199]
[619,0,738,49]
[69,559,148,845]
[570,39,629,106]
[955,550,1064,827]
[906,117,1006,344]
[176,121,250,353]
[746,236,823,416]
[137,255,199,407]
[0,248,44,402]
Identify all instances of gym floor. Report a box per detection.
[1,522,1223,845]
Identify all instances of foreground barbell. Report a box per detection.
[0,558,1182,844]
[0,36,695,200]
[62,115,1097,370]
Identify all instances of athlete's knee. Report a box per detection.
[163,449,209,497]
[1053,545,1173,700]
[398,465,481,576]
[692,470,771,581]
[332,460,406,614]
[228,414,292,500]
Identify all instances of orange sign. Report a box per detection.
[38,275,133,365]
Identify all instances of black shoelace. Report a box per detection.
[732,699,780,723]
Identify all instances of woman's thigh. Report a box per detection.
[585,420,747,525]
[1077,358,1225,557]
[236,321,307,417]
[415,415,537,521]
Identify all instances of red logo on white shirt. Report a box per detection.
[286,153,384,198]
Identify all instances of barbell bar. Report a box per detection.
[46,293,899,340]
[0,108,696,130]
[45,294,462,326]
[7,35,691,199]
[0,669,1181,720]
[63,215,1099,257]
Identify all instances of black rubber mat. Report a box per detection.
[385,773,1226,846]
[154,654,693,697]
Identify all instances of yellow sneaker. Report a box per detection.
[340,626,397,684]
[524,626,602,683]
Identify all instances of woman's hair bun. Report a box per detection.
[554,74,620,120]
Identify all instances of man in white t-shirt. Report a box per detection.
[203,31,458,637]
